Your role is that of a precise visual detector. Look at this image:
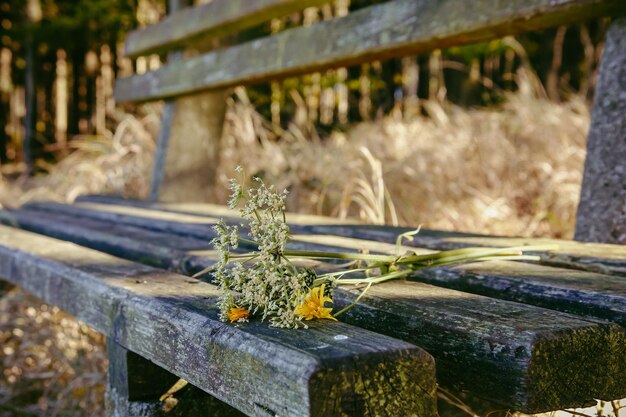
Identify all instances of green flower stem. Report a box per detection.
[237,237,260,246]
[332,268,417,318]
[336,268,414,285]
[313,268,378,286]
[416,254,540,269]
[333,282,373,318]
[282,250,398,263]
[396,244,558,265]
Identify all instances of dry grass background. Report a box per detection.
[2,79,621,417]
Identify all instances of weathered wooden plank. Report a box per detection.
[4,210,626,412]
[575,18,626,244]
[20,201,349,254]
[75,195,352,225]
[412,259,626,322]
[304,225,626,276]
[28,199,626,276]
[147,0,187,204]
[106,337,245,417]
[114,0,623,103]
[0,208,217,274]
[0,225,438,417]
[20,201,223,247]
[334,281,626,412]
[13,204,626,326]
[154,89,229,203]
[124,0,334,58]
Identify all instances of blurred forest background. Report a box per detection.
[0,0,620,416]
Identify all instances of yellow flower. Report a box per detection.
[227,306,250,323]
[295,284,337,321]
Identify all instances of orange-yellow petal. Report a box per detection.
[295,284,337,321]
[227,307,250,323]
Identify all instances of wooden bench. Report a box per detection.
[1,198,625,415]
[2,1,626,416]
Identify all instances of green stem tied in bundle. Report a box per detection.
[196,168,557,329]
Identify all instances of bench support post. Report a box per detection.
[575,18,626,244]
[105,337,176,416]
[148,0,228,204]
[105,338,244,417]
[150,90,228,203]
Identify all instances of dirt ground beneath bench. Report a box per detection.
[1,91,624,417]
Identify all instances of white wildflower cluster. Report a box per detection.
[212,174,316,328]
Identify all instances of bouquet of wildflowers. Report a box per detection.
[203,168,555,329]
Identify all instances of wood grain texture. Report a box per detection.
[296,225,626,277]
[114,0,623,102]
[4,209,625,412]
[335,281,626,412]
[412,258,626,321]
[156,89,228,202]
[0,225,438,417]
[66,197,626,276]
[124,0,334,58]
[75,195,353,225]
[23,198,626,272]
[106,337,245,417]
[14,203,626,326]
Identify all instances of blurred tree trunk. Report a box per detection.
[55,50,68,151]
[68,51,81,137]
[0,49,10,164]
[23,0,42,175]
[43,54,55,153]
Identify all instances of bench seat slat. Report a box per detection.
[28,199,626,276]
[114,0,622,103]
[16,201,626,325]
[124,0,334,58]
[4,209,625,412]
[302,225,626,277]
[0,225,439,417]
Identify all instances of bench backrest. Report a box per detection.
[114,0,621,103]
[113,0,626,246]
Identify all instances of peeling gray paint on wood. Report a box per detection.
[114,0,622,103]
[575,18,626,245]
[124,0,334,58]
[3,209,625,412]
[0,225,438,417]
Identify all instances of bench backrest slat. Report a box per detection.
[124,0,334,58]
[115,0,621,103]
